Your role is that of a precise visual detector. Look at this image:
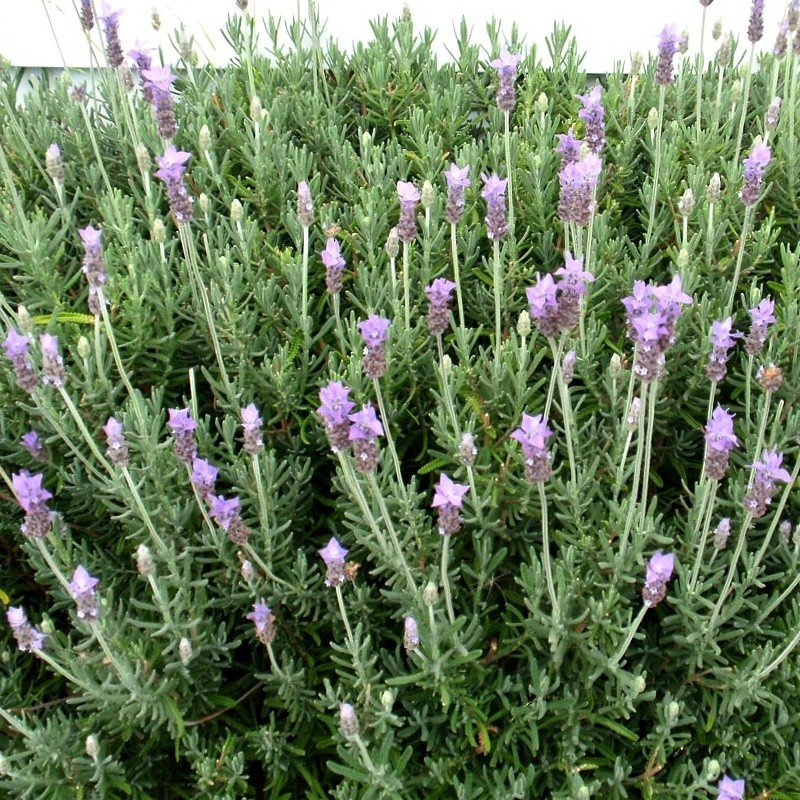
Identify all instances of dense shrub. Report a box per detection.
[2,3,800,798]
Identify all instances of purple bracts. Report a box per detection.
[748,0,765,43]
[155,146,193,223]
[578,85,605,154]
[642,550,675,607]
[348,404,384,474]
[481,173,509,241]
[80,0,94,30]
[247,600,276,644]
[511,414,553,483]
[21,431,46,462]
[444,164,470,224]
[2,328,38,394]
[741,141,771,206]
[40,334,66,388]
[396,181,420,243]
[210,494,251,544]
[526,252,594,337]
[128,44,154,102]
[704,406,738,480]
[103,416,130,467]
[558,152,601,227]
[12,471,53,539]
[655,26,682,86]
[317,381,355,453]
[321,238,346,294]
[359,315,391,379]
[319,536,348,587]
[99,5,124,69]
[241,403,264,455]
[403,616,420,650]
[706,318,742,383]
[297,181,314,227]
[142,66,178,140]
[490,48,523,112]
[191,457,218,500]
[79,225,107,315]
[718,775,745,800]
[167,407,197,465]
[432,473,469,536]
[744,298,775,356]
[744,449,792,518]
[7,607,46,653]
[69,565,100,620]
[556,127,584,167]
[425,278,456,336]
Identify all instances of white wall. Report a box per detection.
[1,0,788,73]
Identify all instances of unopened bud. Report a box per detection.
[0,755,7,776]
[230,199,243,222]
[714,518,731,550]
[421,180,435,209]
[731,79,742,103]
[531,153,542,170]
[77,336,91,359]
[647,107,659,133]
[576,787,590,800]
[757,363,783,392]
[241,559,255,583]
[610,353,623,379]
[626,397,641,430]
[458,432,477,467]
[678,30,689,54]
[422,581,438,606]
[706,759,721,781]
[381,690,394,711]
[793,523,800,547]
[765,96,781,130]
[136,544,155,576]
[779,520,793,542]
[717,37,731,64]
[678,188,694,218]
[631,52,643,75]
[707,172,721,203]
[339,703,359,737]
[632,675,647,694]
[198,193,210,213]
[85,734,99,759]
[16,305,33,334]
[562,350,576,384]
[179,637,193,663]
[385,227,400,259]
[40,617,54,635]
[199,125,211,152]
[151,7,161,30]
[135,143,151,173]
[361,130,372,149]
[535,92,548,113]
[250,95,262,122]
[441,354,452,375]
[712,19,722,40]
[677,248,689,269]
[666,701,681,724]
[45,143,65,185]
[517,310,531,338]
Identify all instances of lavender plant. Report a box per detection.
[1,3,800,799]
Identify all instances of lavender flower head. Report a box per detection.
[706,318,742,383]
[554,251,595,330]
[319,536,348,588]
[210,494,251,544]
[241,403,264,455]
[103,416,129,467]
[317,381,355,453]
[643,550,675,607]
[458,431,478,466]
[745,448,792,518]
[339,702,359,737]
[40,334,66,389]
[490,47,523,112]
[748,0,765,43]
[79,0,94,31]
[558,151,601,227]
[745,298,776,356]
[740,141,771,206]
[12,471,52,539]
[21,431,46,462]
[396,181,420,243]
[3,328,37,394]
[444,163,470,224]
[155,146,193,224]
[6,606,46,653]
[555,127,584,167]
[296,181,313,227]
[247,600,276,645]
[167,407,197,465]
[704,406,738,480]
[142,65,178,139]
[348,404,384,474]
[69,565,100,620]
[765,96,781,130]
[79,225,107,315]
[714,517,732,550]
[45,143,65,186]
[511,413,553,483]
[481,173,509,241]
[526,273,560,337]
[359,315,391,379]
[577,85,605,154]
[99,4,124,68]
[321,238,346,294]
[655,25,682,86]
[432,473,470,537]
[191,457,218,500]
[403,616,420,651]
[717,775,745,800]
[425,278,456,336]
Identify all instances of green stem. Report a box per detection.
[451,224,465,330]
[645,86,666,250]
[301,225,310,344]
[609,605,649,668]
[335,585,355,647]
[121,466,171,561]
[706,513,753,637]
[493,240,503,365]
[57,387,113,474]
[545,335,565,419]
[619,382,648,560]
[35,535,70,592]
[688,480,718,593]
[725,207,753,318]
[550,338,577,486]
[759,625,800,680]
[733,48,756,168]
[504,110,514,246]
[538,482,558,612]
[437,335,459,436]
[441,535,456,625]
[639,380,658,529]
[695,5,707,142]
[373,378,406,496]
[403,243,411,329]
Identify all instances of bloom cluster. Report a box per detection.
[432,473,469,536]
[526,252,594,337]
[12,471,53,539]
[155,146,193,224]
[490,48,523,112]
[744,449,792,518]
[704,406,738,481]
[557,150,601,226]
[706,318,742,383]
[78,225,107,315]
[511,414,553,483]
[642,551,675,607]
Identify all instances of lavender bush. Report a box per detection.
[1,2,800,798]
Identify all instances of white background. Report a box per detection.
[0,0,787,72]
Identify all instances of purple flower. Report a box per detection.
[444,163,470,224]
[741,141,771,206]
[241,403,264,455]
[348,404,383,474]
[103,416,130,467]
[247,599,276,644]
[748,0,765,43]
[403,616,419,650]
[655,25,682,86]
[481,173,509,241]
[141,65,176,93]
[6,606,46,653]
[562,350,577,383]
[155,146,193,223]
[511,413,553,483]
[21,431,46,462]
[558,152,601,227]
[745,449,793,518]
[526,273,560,337]
[99,4,124,68]
[642,550,675,607]
[79,0,94,31]
[319,536,348,587]
[168,407,196,434]
[718,775,745,800]
[339,702,359,736]
[142,66,179,138]
[425,278,456,336]
[209,494,250,544]
[12,470,52,514]
[707,318,742,383]
[321,238,346,294]
[704,406,738,480]
[191,457,218,499]
[359,315,391,379]
[318,381,355,453]
[745,298,776,356]
[3,328,37,393]
[490,48,523,112]
[577,84,605,154]
[297,181,313,227]
[432,473,469,536]
[396,181,420,243]
[167,407,197,465]
[556,127,584,167]
[68,565,100,620]
[40,334,66,388]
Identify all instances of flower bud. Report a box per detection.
[610,353,623,379]
[422,581,438,606]
[562,350,576,384]
[420,180,435,209]
[779,520,792,542]
[626,397,641,430]
[136,544,155,576]
[241,560,255,583]
[384,227,400,259]
[714,518,731,550]
[441,354,452,375]
[458,432,477,467]
[40,617,54,634]
[677,248,689,269]
[632,675,646,694]
[717,36,731,63]
[361,130,372,149]
[16,305,33,334]
[706,759,721,781]
[712,19,722,40]
[631,52,643,75]
[0,755,7,776]
[199,125,211,152]
[576,787,590,800]
[707,172,721,203]
[230,199,243,222]
[179,637,193,663]
[678,188,694,218]
[198,193,210,213]
[531,153,542,170]
[152,219,167,244]
[77,336,91,359]
[678,30,689,54]
[151,7,161,30]
[647,107,659,133]
[135,143,151,173]
[666,701,681,725]
[535,92,548,113]
[765,96,781,130]
[793,524,800,547]
[250,95,262,122]
[517,310,531,338]
[731,79,742,103]
[380,690,394,711]
[339,703,359,737]
[85,734,99,758]
[757,363,783,392]
[45,144,65,185]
